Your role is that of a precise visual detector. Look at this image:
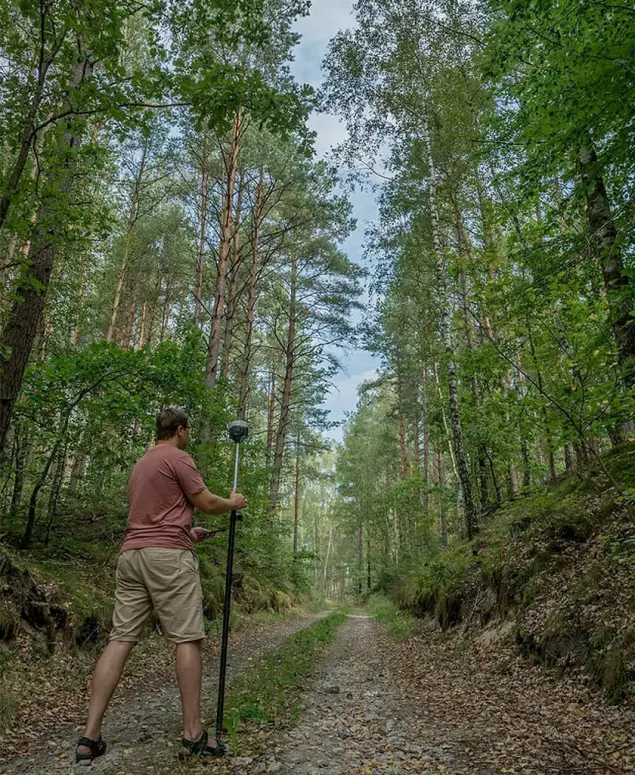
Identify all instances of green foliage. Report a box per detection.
[318,0,635,630]
[399,545,476,629]
[367,594,414,639]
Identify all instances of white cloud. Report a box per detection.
[325,368,379,443]
[293,1,357,65]
[290,2,358,160]
[307,112,349,159]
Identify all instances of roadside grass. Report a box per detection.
[0,681,17,735]
[220,611,347,753]
[368,594,415,639]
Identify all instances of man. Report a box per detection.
[75,408,246,765]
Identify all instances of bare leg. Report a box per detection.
[78,640,135,754]
[177,640,216,743]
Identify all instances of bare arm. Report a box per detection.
[188,489,246,515]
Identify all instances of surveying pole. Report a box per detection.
[215,419,249,746]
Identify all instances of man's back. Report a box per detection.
[122,445,206,552]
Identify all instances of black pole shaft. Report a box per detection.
[215,507,239,741]
[215,442,242,743]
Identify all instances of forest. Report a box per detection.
[0,0,634,773]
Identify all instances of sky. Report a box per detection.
[289,0,381,444]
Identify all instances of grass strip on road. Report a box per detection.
[221,611,347,752]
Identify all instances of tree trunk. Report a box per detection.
[526,324,557,482]
[144,278,162,350]
[268,254,296,513]
[574,441,588,467]
[508,463,519,499]
[293,429,300,557]
[423,109,475,538]
[266,362,276,465]
[0,56,93,453]
[237,169,264,420]
[205,110,241,391]
[45,443,67,544]
[432,361,458,480]
[68,450,86,494]
[21,439,60,549]
[422,366,430,516]
[9,427,29,520]
[322,522,333,593]
[160,277,171,344]
[38,314,52,361]
[487,449,502,503]
[473,171,497,338]
[0,101,42,235]
[220,175,243,380]
[455,199,491,514]
[579,140,635,373]
[107,141,148,343]
[396,368,409,480]
[413,411,421,503]
[436,450,448,550]
[138,300,148,349]
[194,146,208,327]
[521,436,531,488]
[121,281,137,350]
[1,236,18,291]
[357,525,363,596]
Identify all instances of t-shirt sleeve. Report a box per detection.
[174,454,207,496]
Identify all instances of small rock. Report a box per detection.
[233,757,254,767]
[325,685,340,694]
[267,762,282,773]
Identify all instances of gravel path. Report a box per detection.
[0,613,322,775]
[237,612,460,775]
[4,611,634,775]
[225,612,635,775]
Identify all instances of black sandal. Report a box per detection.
[75,735,107,765]
[180,729,226,759]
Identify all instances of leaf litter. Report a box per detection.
[1,611,634,774]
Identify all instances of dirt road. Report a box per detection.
[3,612,634,774]
[0,614,321,775]
[230,614,635,775]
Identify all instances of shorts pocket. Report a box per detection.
[181,550,199,574]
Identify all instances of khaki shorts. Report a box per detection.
[110,548,205,644]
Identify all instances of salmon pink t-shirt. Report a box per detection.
[121,445,206,553]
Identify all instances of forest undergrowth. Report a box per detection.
[386,445,635,705]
